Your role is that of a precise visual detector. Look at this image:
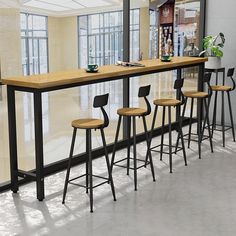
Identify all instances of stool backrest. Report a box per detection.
[93,93,109,128]
[174,79,185,105]
[227,68,235,91]
[204,72,212,97]
[138,85,151,115]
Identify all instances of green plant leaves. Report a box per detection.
[200,32,225,58]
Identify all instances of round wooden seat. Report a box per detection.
[184,91,208,98]
[211,85,231,91]
[154,98,181,107]
[117,107,147,117]
[72,119,104,129]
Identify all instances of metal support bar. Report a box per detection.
[33,91,45,201]
[122,0,130,139]
[7,86,19,193]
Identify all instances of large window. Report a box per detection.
[21,13,48,75]
[78,9,140,68]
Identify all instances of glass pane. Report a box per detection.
[39,39,48,73]
[33,15,47,30]
[20,13,48,76]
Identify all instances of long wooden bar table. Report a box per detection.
[2,56,207,201]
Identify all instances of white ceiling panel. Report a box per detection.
[74,0,111,8]
[24,0,69,11]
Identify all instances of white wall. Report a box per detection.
[0,8,22,78]
[48,16,78,72]
[206,0,236,125]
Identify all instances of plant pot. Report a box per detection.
[205,57,222,69]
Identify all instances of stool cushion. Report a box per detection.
[72,119,104,129]
[184,91,208,98]
[211,85,231,91]
[154,99,181,107]
[117,107,147,116]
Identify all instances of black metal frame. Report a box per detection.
[4,61,205,199]
[2,0,207,198]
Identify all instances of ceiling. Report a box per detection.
[17,0,148,16]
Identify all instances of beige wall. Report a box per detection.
[140,7,150,60]
[0,8,22,78]
[48,16,78,72]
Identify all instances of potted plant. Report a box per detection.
[199,32,225,69]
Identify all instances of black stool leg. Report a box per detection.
[204,98,213,153]
[175,98,187,154]
[188,98,194,148]
[197,98,202,159]
[222,91,225,147]
[168,106,173,173]
[212,91,218,136]
[145,106,158,167]
[100,128,116,201]
[86,130,89,194]
[178,105,187,166]
[160,106,166,161]
[202,96,211,138]
[111,116,122,172]
[227,91,236,142]
[127,117,131,175]
[142,116,155,182]
[133,116,137,191]
[62,128,77,204]
[87,129,93,213]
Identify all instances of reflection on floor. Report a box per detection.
[0,72,198,183]
[0,128,236,236]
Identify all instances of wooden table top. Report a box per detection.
[2,57,207,89]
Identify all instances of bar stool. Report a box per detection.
[146,79,187,174]
[62,94,116,213]
[111,85,155,191]
[177,73,213,159]
[209,68,235,146]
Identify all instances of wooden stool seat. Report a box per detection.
[184,91,208,98]
[72,119,104,129]
[211,85,231,91]
[117,107,146,117]
[154,98,181,107]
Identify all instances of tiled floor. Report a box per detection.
[0,128,236,236]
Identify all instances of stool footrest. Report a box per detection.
[183,133,209,142]
[113,157,150,170]
[150,144,183,155]
[68,174,109,189]
[207,123,232,132]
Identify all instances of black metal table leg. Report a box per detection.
[34,91,45,201]
[7,86,19,193]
